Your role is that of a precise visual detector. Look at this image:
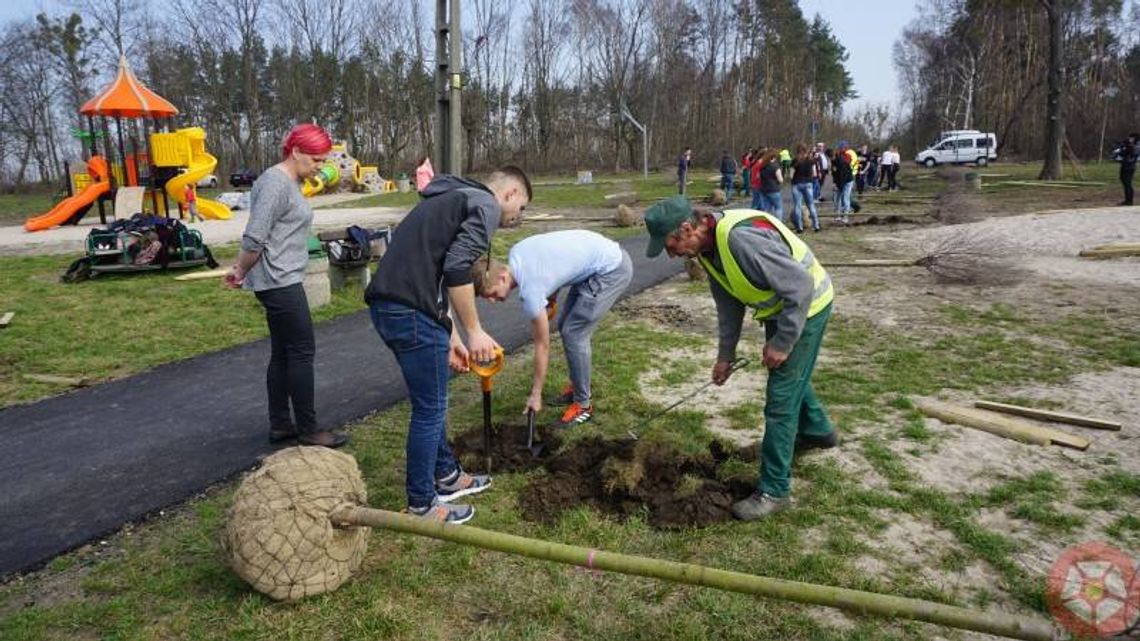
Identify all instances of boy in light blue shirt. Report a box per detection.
[473,230,633,426]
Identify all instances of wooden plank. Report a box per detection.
[0,312,13,328]
[1079,247,1140,259]
[974,401,1122,431]
[24,373,91,387]
[915,398,1091,450]
[825,259,918,267]
[174,268,231,281]
[1088,242,1140,252]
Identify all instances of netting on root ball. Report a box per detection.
[222,446,371,601]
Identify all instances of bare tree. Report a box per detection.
[1038,0,1065,179]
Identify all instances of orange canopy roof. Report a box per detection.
[80,57,179,118]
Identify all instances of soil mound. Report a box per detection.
[453,422,564,473]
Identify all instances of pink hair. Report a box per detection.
[281,123,332,160]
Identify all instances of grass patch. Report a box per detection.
[723,402,763,431]
[981,473,1085,534]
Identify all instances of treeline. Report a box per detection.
[0,0,871,187]
[894,0,1140,161]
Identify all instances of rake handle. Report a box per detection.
[329,506,1055,641]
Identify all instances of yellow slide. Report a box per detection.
[164,127,231,220]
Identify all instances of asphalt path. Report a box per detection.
[0,234,682,578]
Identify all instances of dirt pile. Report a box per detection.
[452,422,564,473]
[518,438,756,528]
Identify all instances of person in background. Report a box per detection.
[832,143,854,223]
[750,147,767,210]
[813,142,830,203]
[719,150,737,200]
[677,147,692,195]
[757,148,784,221]
[779,147,792,175]
[740,149,754,200]
[866,148,880,192]
[224,123,348,449]
[185,183,202,223]
[789,143,820,233]
[1116,133,1138,206]
[855,144,869,196]
[415,155,435,194]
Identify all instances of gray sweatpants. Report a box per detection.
[557,249,634,405]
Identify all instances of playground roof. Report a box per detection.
[80,56,179,118]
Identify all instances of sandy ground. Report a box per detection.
[0,192,406,257]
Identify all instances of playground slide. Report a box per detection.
[24,179,110,232]
[166,150,232,220]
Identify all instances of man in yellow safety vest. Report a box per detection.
[644,195,838,520]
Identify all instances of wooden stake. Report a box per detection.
[1078,247,1140,259]
[825,259,918,267]
[24,373,91,387]
[915,398,1090,450]
[974,401,1121,431]
[174,268,230,281]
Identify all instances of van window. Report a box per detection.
[976,138,990,147]
[955,139,974,149]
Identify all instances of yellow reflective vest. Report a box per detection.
[698,210,834,320]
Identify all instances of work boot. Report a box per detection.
[268,423,299,444]
[731,492,791,521]
[795,431,839,454]
[436,468,492,502]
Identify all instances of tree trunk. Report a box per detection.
[1038,0,1064,180]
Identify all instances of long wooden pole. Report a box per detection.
[331,507,1055,641]
[974,401,1121,431]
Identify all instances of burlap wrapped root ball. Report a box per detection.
[614,203,639,227]
[709,189,726,206]
[222,446,371,601]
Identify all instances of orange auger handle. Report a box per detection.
[470,347,505,389]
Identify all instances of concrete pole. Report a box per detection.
[448,0,462,176]
[434,0,449,174]
[434,0,463,176]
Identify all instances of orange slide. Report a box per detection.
[25,156,111,232]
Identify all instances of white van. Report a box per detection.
[915,130,998,167]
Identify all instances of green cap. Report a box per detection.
[644,195,693,258]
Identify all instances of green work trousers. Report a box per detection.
[758,303,834,498]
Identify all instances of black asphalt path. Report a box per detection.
[0,235,682,578]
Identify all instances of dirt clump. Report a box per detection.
[452,422,564,473]
[518,438,755,529]
[617,302,696,329]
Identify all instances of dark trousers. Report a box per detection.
[255,283,317,433]
[1122,164,1135,204]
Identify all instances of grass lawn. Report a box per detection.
[2,164,1138,640]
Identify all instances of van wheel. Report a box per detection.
[923,158,936,168]
[975,157,988,167]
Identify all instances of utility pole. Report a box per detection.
[621,103,648,179]
[435,0,463,175]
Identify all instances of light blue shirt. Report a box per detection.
[508,230,623,319]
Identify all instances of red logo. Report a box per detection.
[1047,541,1139,638]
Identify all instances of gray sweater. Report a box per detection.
[240,167,312,292]
[706,221,815,359]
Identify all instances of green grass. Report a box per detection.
[0,188,60,226]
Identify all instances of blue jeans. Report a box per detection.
[759,191,783,220]
[791,182,819,231]
[369,300,458,508]
[750,189,763,210]
[720,173,734,199]
[838,181,854,214]
[812,177,821,201]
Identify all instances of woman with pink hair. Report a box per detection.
[224,123,348,448]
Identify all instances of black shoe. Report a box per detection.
[547,384,575,406]
[795,431,839,454]
[298,430,350,449]
[1120,201,1133,206]
[269,423,299,444]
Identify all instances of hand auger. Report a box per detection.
[470,347,505,474]
[627,357,751,441]
[223,447,1057,641]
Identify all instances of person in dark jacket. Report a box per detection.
[1117,133,1139,206]
[719,151,737,200]
[365,167,532,524]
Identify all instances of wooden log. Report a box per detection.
[0,312,13,328]
[1087,242,1140,252]
[603,192,638,206]
[915,398,1091,450]
[24,373,91,387]
[974,401,1121,431]
[825,259,918,267]
[1078,247,1140,259]
[174,268,231,281]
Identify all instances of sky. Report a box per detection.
[2,0,921,118]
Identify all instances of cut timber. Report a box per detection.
[524,213,564,221]
[174,268,230,281]
[915,398,1091,450]
[990,181,1081,189]
[1087,242,1140,251]
[826,259,918,267]
[974,401,1122,431]
[1080,242,1140,257]
[24,373,91,387]
[603,192,637,206]
[0,312,13,328]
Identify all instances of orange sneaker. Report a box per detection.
[560,402,593,426]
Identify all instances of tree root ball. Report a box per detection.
[709,189,727,206]
[222,447,371,601]
[615,204,639,227]
[684,257,705,281]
